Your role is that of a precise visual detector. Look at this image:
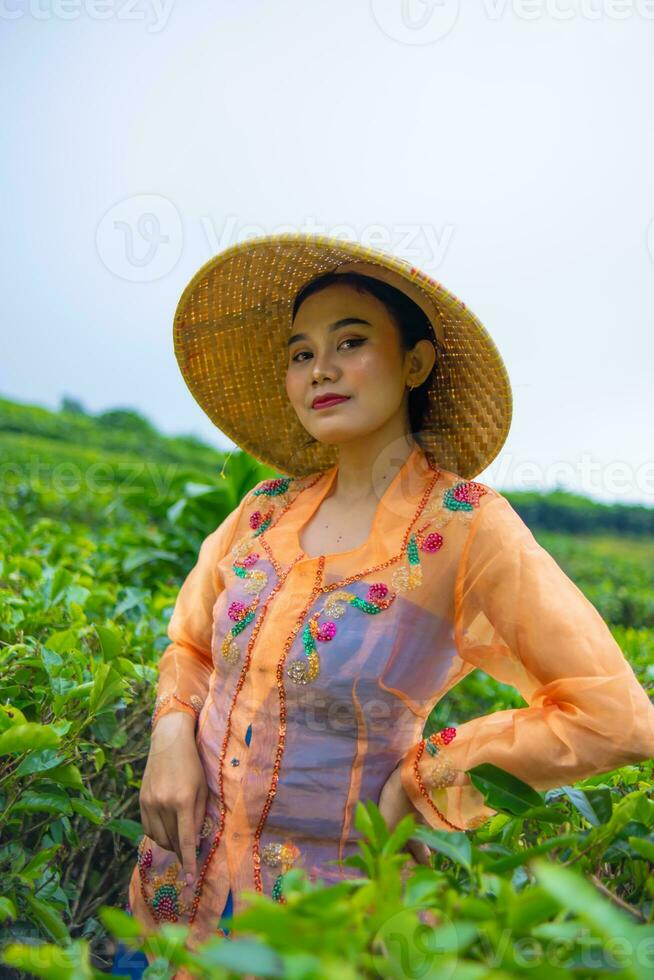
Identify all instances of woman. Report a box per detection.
[117,234,654,978]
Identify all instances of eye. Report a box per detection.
[290,338,366,363]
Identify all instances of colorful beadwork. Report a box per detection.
[151,692,204,729]
[410,739,465,832]
[425,725,457,756]
[221,551,269,665]
[390,522,443,592]
[137,836,192,924]
[443,480,488,512]
[424,477,490,531]
[287,582,396,685]
[249,508,274,537]
[422,726,459,788]
[261,840,301,904]
[253,477,294,497]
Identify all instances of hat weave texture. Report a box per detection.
[173,233,512,479]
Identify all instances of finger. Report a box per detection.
[407,839,432,866]
[178,799,199,884]
[160,806,183,864]
[142,806,173,853]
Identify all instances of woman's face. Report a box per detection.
[285,281,422,447]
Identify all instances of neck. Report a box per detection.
[330,431,419,505]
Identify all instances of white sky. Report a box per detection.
[2,0,654,504]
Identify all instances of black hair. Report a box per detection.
[288,271,440,460]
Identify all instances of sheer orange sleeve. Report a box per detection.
[150,496,248,732]
[401,492,654,832]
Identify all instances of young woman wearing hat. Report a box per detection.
[117,235,654,977]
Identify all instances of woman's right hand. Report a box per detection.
[139,711,208,885]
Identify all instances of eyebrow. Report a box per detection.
[286,317,372,348]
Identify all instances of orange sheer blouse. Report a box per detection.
[128,443,654,955]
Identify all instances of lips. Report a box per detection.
[312,395,351,409]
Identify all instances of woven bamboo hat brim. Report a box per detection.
[173,233,513,479]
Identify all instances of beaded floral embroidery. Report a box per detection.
[390,522,444,592]
[423,726,459,789]
[137,813,217,924]
[221,548,269,665]
[247,475,301,537]
[221,476,319,666]
[261,840,301,902]
[287,582,396,685]
[137,837,192,923]
[424,479,489,530]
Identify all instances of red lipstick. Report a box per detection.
[311,394,351,409]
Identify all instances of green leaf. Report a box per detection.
[0,723,61,756]
[627,837,654,863]
[364,800,390,849]
[95,624,122,661]
[44,628,78,653]
[40,646,64,675]
[99,905,144,941]
[1,941,81,979]
[87,662,124,717]
[563,786,613,825]
[115,656,141,679]
[106,818,143,843]
[532,859,643,950]
[414,828,472,871]
[44,567,74,610]
[467,763,543,815]
[121,549,179,573]
[71,797,106,824]
[0,896,17,922]
[483,834,579,873]
[60,681,94,705]
[15,748,67,776]
[382,814,418,857]
[507,886,561,932]
[21,846,62,881]
[47,763,85,790]
[0,703,27,729]
[12,786,72,816]
[24,893,70,943]
[517,805,567,824]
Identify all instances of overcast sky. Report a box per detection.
[2,0,653,503]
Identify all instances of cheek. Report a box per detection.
[349,349,399,386]
[285,369,303,405]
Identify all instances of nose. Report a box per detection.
[311,351,338,383]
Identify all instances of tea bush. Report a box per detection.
[0,396,653,978]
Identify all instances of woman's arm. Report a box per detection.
[400,492,654,832]
[150,493,249,731]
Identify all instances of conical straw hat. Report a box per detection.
[173,233,512,479]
